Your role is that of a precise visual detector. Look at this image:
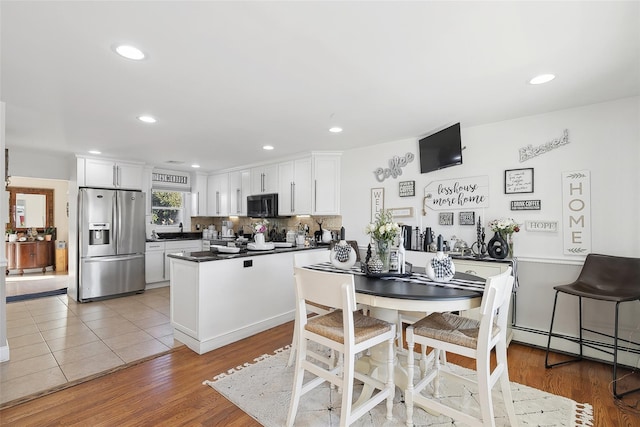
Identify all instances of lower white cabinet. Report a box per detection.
[145,240,202,284]
[145,242,166,283]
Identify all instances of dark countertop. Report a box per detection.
[167,245,327,262]
[146,232,203,242]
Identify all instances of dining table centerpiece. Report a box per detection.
[488,217,520,258]
[252,219,269,246]
[365,209,400,272]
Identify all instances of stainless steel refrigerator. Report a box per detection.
[77,188,146,302]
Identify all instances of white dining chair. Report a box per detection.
[287,250,333,367]
[287,267,396,427]
[405,267,517,427]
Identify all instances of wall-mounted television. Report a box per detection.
[418,122,463,174]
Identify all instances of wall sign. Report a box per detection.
[439,212,454,226]
[562,170,591,255]
[370,187,384,222]
[504,168,534,194]
[510,200,541,210]
[459,211,476,225]
[525,220,558,232]
[389,207,414,218]
[520,129,570,162]
[152,169,191,191]
[398,180,415,197]
[373,152,414,182]
[423,176,489,213]
[152,172,189,185]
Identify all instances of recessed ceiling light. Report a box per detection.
[263,145,274,150]
[88,150,101,155]
[191,164,200,168]
[329,127,343,133]
[137,115,157,123]
[529,74,556,85]
[114,44,146,60]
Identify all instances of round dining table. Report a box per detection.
[303,263,485,401]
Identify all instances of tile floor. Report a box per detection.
[1,286,182,406]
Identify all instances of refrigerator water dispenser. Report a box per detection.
[89,223,110,245]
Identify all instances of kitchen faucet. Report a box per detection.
[179,222,183,233]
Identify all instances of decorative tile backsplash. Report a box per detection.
[191,215,343,237]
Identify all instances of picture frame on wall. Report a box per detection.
[398,180,415,197]
[459,211,476,225]
[505,168,534,194]
[439,212,454,226]
[371,187,384,222]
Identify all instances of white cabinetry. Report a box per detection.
[145,242,166,284]
[207,173,229,217]
[250,164,278,194]
[145,240,202,284]
[164,240,202,280]
[78,157,144,190]
[312,153,341,215]
[228,169,250,216]
[191,172,208,216]
[278,157,312,215]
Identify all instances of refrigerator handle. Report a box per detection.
[114,191,119,251]
[83,254,145,263]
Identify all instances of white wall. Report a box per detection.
[7,146,74,181]
[341,96,640,260]
[341,96,640,366]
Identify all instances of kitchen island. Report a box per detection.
[167,246,327,354]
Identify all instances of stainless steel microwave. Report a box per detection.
[247,193,278,217]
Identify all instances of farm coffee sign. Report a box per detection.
[423,176,489,211]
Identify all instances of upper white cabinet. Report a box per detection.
[207,173,229,217]
[229,169,250,216]
[278,157,312,215]
[312,153,341,215]
[78,157,144,190]
[191,172,208,216]
[250,164,278,194]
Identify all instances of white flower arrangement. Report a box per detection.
[252,219,269,234]
[365,209,400,243]
[489,218,520,235]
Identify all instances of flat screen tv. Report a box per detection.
[418,122,463,174]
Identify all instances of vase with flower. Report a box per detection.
[252,219,269,246]
[488,217,520,258]
[365,209,400,272]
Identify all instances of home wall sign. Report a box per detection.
[152,169,191,191]
[510,200,541,210]
[519,129,570,162]
[370,187,384,222]
[562,170,591,255]
[398,180,415,197]
[423,175,489,213]
[373,152,414,182]
[525,220,558,232]
[504,168,534,194]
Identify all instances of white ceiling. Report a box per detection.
[2,1,639,173]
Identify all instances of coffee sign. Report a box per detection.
[423,176,489,211]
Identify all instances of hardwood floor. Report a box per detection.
[1,321,639,426]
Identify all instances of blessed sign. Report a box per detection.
[423,176,489,211]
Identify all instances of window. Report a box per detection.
[151,190,185,226]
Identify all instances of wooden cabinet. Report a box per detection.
[228,169,250,216]
[278,157,312,215]
[207,173,229,217]
[6,241,55,275]
[78,156,144,190]
[312,153,341,215]
[250,164,278,194]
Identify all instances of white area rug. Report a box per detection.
[204,347,593,426]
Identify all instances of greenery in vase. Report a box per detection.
[489,218,520,236]
[365,209,400,244]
